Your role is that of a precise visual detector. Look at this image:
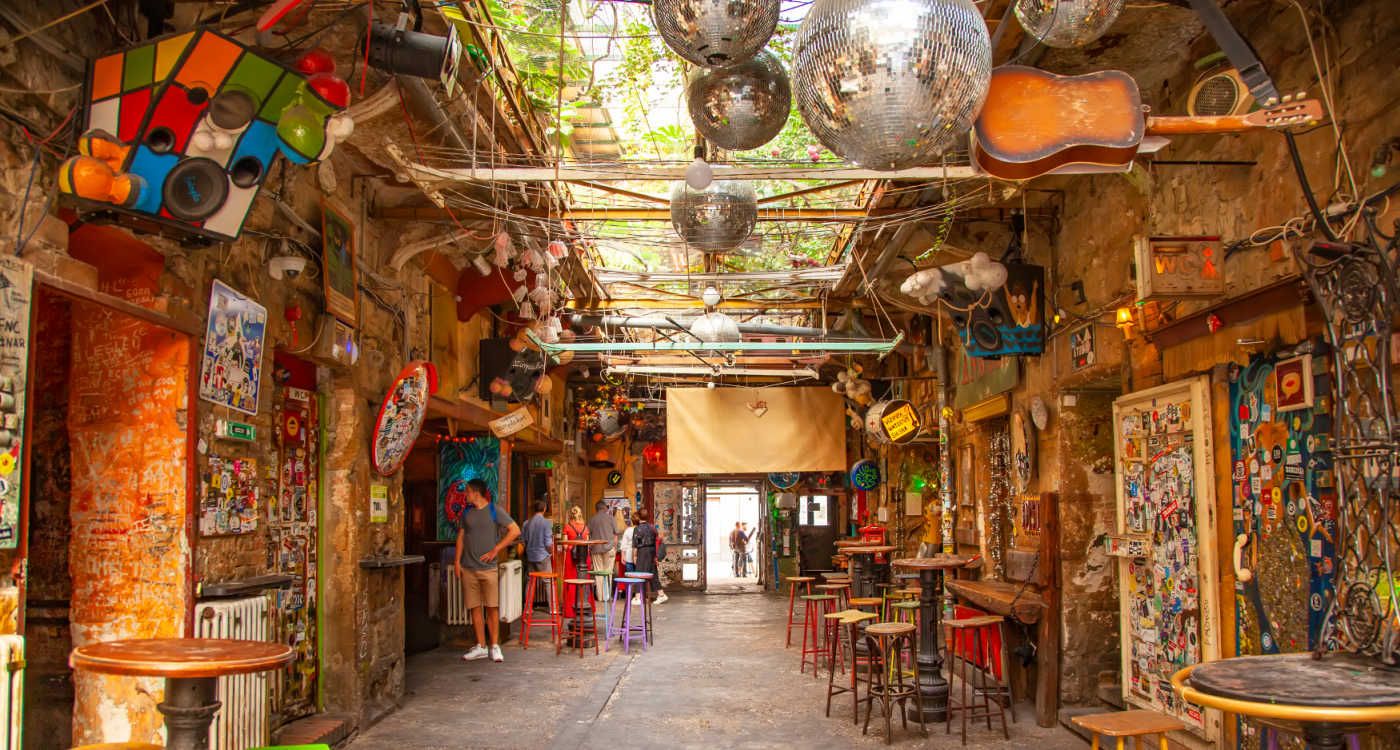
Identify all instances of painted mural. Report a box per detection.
[1229,349,1338,750]
[0,257,32,549]
[198,279,267,415]
[437,436,501,542]
[68,302,189,745]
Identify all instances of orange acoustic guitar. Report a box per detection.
[972,66,1322,181]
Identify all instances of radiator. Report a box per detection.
[440,561,523,624]
[0,635,22,750]
[195,596,271,750]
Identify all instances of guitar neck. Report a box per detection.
[1146,115,1260,135]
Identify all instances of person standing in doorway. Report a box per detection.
[520,501,553,573]
[633,507,668,604]
[454,478,520,663]
[741,522,755,578]
[729,522,747,577]
[587,500,617,600]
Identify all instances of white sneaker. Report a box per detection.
[462,645,489,661]
[490,645,504,662]
[655,592,669,604]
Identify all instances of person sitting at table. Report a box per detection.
[454,478,520,663]
[562,505,590,619]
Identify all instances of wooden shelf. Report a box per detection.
[947,578,1046,624]
[426,395,564,454]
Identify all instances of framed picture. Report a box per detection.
[1069,323,1096,371]
[321,199,359,326]
[1274,354,1314,412]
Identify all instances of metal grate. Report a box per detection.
[1191,73,1242,117]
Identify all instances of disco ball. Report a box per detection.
[670,180,758,253]
[651,0,780,68]
[793,0,991,170]
[1013,0,1123,48]
[686,51,791,151]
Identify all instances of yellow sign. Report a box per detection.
[881,402,921,443]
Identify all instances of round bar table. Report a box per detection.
[891,554,974,724]
[842,545,896,600]
[71,638,293,750]
[559,538,608,648]
[1173,653,1400,750]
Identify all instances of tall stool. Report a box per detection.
[609,577,648,653]
[875,582,900,619]
[849,596,883,617]
[799,593,838,676]
[589,567,614,606]
[784,575,816,647]
[562,578,599,657]
[945,615,1010,744]
[825,609,878,724]
[630,571,657,645]
[815,581,851,610]
[861,621,926,745]
[1071,710,1185,750]
[521,571,562,650]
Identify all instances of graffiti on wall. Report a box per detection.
[200,455,259,535]
[437,436,501,541]
[198,279,267,415]
[0,257,32,549]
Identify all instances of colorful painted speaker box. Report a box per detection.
[949,262,1046,358]
[63,30,350,242]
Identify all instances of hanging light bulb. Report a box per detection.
[702,285,723,308]
[685,155,713,190]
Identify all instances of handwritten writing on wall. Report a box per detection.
[0,257,33,549]
[67,301,189,745]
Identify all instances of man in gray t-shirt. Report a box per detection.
[586,501,617,599]
[454,478,520,662]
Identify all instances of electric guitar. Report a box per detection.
[971,66,1322,181]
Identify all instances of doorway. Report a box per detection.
[704,483,761,591]
[796,493,838,575]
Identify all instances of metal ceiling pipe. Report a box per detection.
[569,313,830,338]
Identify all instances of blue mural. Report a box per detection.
[436,436,502,542]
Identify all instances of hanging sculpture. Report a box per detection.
[793,0,991,170]
[686,51,791,151]
[651,0,780,68]
[1013,0,1124,48]
[670,180,758,252]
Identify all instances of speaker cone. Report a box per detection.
[162,158,229,221]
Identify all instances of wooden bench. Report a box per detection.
[1071,709,1184,750]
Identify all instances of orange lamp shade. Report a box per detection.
[1115,306,1134,327]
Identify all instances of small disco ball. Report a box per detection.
[670,180,758,253]
[1014,0,1123,48]
[651,0,780,68]
[793,0,991,170]
[686,51,791,151]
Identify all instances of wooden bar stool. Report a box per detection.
[875,582,900,619]
[861,622,926,745]
[562,578,599,657]
[825,609,878,724]
[521,570,562,650]
[944,615,1010,745]
[799,593,838,676]
[815,581,851,611]
[1071,710,1184,750]
[784,575,817,647]
[848,596,883,617]
[630,570,657,645]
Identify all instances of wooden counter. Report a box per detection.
[946,578,1046,624]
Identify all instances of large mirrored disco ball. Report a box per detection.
[651,0,780,68]
[794,0,991,170]
[1014,0,1123,47]
[670,180,758,253]
[687,51,791,151]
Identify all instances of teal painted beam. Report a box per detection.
[527,330,903,354]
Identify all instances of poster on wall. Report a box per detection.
[1069,323,1096,370]
[322,199,359,326]
[200,455,259,535]
[198,280,267,415]
[436,436,501,541]
[1111,377,1220,742]
[0,257,32,548]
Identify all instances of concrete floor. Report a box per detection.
[347,592,1088,750]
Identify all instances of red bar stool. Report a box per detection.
[799,593,838,676]
[562,578,599,657]
[815,581,851,610]
[521,570,562,650]
[783,575,816,647]
[944,614,1011,744]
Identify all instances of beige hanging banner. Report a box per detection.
[665,387,846,474]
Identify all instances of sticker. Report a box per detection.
[1311,538,1322,558]
[1232,461,1246,481]
[1260,404,1272,421]
[1270,487,1282,504]
[1286,501,1296,516]
[1297,514,1309,534]
[1310,593,1323,611]
[1271,445,1283,464]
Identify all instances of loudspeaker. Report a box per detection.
[162,158,229,221]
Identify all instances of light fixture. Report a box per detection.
[525,329,903,355]
[701,286,723,308]
[685,144,714,190]
[1115,306,1134,338]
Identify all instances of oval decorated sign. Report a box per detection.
[372,360,438,476]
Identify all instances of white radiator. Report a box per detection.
[0,635,22,750]
[195,596,271,750]
[441,561,523,624]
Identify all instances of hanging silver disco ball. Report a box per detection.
[793,0,991,170]
[651,0,780,68]
[670,180,758,253]
[686,51,791,151]
[1014,0,1122,47]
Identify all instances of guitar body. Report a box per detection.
[973,66,1145,181]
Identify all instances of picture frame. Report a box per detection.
[1069,322,1096,371]
[1274,354,1314,412]
[321,199,359,326]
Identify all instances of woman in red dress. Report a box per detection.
[561,505,589,618]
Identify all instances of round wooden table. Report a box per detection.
[71,638,293,750]
[892,555,975,724]
[1173,653,1400,750]
[841,544,897,599]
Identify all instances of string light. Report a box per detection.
[432,434,480,444]
[988,427,1012,579]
